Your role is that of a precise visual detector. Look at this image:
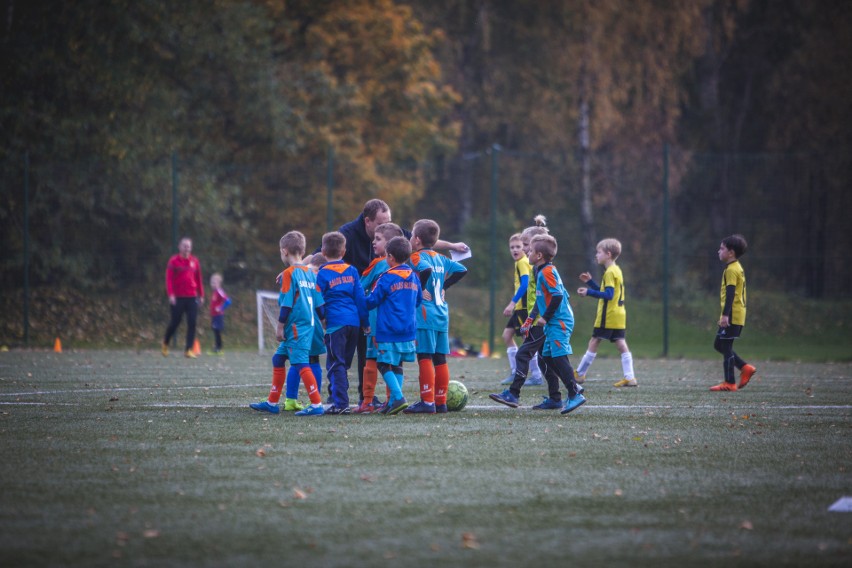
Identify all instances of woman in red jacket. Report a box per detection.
[162,237,204,358]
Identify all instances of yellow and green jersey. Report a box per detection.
[720,260,747,326]
[514,254,533,310]
[594,263,627,330]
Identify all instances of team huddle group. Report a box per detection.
[246,198,758,417]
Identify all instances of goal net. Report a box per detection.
[256,290,280,353]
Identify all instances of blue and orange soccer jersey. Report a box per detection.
[361,256,390,355]
[279,264,324,352]
[409,249,467,332]
[535,263,574,356]
[315,260,368,334]
[365,264,422,343]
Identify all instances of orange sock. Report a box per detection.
[434,363,450,406]
[418,358,435,403]
[363,359,378,405]
[299,366,322,405]
[268,367,286,404]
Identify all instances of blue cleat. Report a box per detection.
[525,375,543,386]
[532,396,562,410]
[489,389,520,408]
[500,374,515,385]
[250,401,280,414]
[295,404,325,416]
[561,393,587,415]
[385,398,409,415]
[403,401,436,414]
[435,403,448,413]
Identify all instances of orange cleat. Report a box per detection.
[739,365,756,389]
[709,382,737,392]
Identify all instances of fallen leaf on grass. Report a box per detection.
[360,474,376,483]
[256,448,266,457]
[293,488,307,500]
[739,520,754,530]
[461,532,480,549]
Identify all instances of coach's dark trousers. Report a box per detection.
[164,297,198,351]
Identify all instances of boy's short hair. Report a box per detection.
[386,236,412,263]
[412,219,440,248]
[596,238,622,259]
[280,231,306,256]
[531,234,558,261]
[509,233,523,244]
[305,253,327,267]
[375,222,404,240]
[363,199,390,222]
[722,234,748,258]
[321,231,347,258]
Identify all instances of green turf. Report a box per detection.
[0,351,850,567]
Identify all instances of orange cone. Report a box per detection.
[478,340,490,358]
[53,337,62,353]
[192,339,202,356]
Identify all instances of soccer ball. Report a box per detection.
[446,380,469,412]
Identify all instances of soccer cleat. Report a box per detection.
[488,389,520,408]
[613,378,637,387]
[352,401,375,414]
[161,343,169,357]
[560,393,587,415]
[295,404,325,416]
[184,350,198,359]
[325,405,351,415]
[709,382,737,392]
[376,401,391,415]
[533,397,562,410]
[435,403,448,414]
[574,370,586,384]
[385,398,409,415]
[500,374,515,385]
[250,400,280,414]
[525,375,543,386]
[283,398,304,412]
[403,401,436,414]
[739,365,756,389]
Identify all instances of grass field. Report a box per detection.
[1,350,850,567]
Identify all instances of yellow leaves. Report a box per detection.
[461,532,480,549]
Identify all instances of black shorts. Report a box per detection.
[592,327,626,342]
[716,324,743,339]
[505,309,528,335]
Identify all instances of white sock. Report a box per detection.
[621,352,635,380]
[506,346,518,373]
[577,351,596,376]
[530,353,542,378]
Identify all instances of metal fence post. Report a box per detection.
[489,144,500,357]
[662,143,670,357]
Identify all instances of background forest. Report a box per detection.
[1,0,850,348]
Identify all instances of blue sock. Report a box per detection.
[285,366,300,400]
[382,371,402,401]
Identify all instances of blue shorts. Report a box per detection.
[366,335,379,359]
[416,329,450,355]
[376,341,417,366]
[211,314,225,331]
[274,341,311,365]
[543,323,573,357]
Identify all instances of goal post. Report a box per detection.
[255,290,280,353]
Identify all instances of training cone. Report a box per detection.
[478,340,490,358]
[53,337,62,353]
[192,339,202,356]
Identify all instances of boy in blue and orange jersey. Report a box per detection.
[280,253,327,412]
[364,236,422,415]
[315,232,370,414]
[354,222,405,414]
[406,219,468,414]
[250,231,325,416]
[492,234,585,415]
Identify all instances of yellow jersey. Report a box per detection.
[513,254,534,310]
[594,263,626,330]
[720,260,747,326]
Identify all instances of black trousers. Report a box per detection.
[164,297,198,351]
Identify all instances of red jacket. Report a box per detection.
[165,254,204,299]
